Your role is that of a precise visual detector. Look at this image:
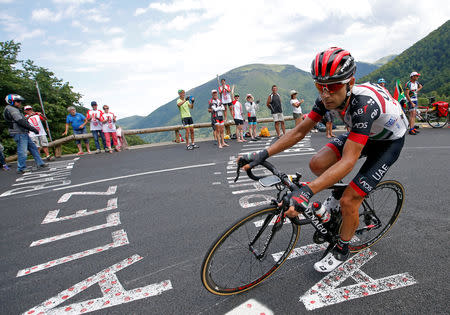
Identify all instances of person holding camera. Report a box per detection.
[177,89,198,150]
[3,94,48,174]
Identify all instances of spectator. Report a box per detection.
[177,89,198,150]
[245,94,259,141]
[100,105,120,153]
[63,106,91,155]
[290,90,304,126]
[86,101,107,153]
[116,125,128,150]
[377,78,386,87]
[323,111,336,138]
[23,105,53,161]
[210,91,228,148]
[266,85,285,137]
[208,90,219,145]
[218,78,232,125]
[231,93,246,142]
[3,94,47,174]
[405,72,423,135]
[0,142,10,170]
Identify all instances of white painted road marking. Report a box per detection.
[299,249,417,310]
[23,254,172,315]
[58,186,117,203]
[17,230,129,277]
[31,213,121,247]
[226,299,273,315]
[53,162,216,191]
[41,198,118,224]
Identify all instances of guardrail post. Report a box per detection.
[174,130,181,143]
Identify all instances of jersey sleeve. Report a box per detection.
[348,95,381,145]
[307,97,327,122]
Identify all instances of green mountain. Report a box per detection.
[354,62,379,79]
[119,64,317,142]
[118,61,381,142]
[359,20,450,96]
[374,54,397,66]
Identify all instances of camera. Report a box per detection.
[187,95,195,103]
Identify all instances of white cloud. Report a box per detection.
[104,27,124,35]
[32,8,63,22]
[17,29,45,41]
[0,0,14,3]
[54,39,82,46]
[72,20,89,32]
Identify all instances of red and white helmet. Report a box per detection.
[5,94,25,105]
[311,47,356,84]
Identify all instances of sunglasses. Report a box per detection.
[315,82,346,94]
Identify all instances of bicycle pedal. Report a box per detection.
[313,231,327,244]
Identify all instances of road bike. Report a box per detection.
[201,160,405,295]
[416,97,449,128]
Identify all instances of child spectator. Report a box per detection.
[116,125,128,150]
[100,105,120,153]
[211,92,228,149]
[245,94,259,141]
[290,90,304,126]
[232,94,246,142]
[24,105,53,161]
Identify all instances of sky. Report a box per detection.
[1,0,449,119]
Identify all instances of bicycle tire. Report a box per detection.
[426,110,448,128]
[349,180,405,252]
[201,206,300,295]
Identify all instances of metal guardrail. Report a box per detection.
[39,116,295,157]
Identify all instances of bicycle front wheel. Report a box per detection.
[349,180,405,252]
[201,206,300,295]
[426,110,448,128]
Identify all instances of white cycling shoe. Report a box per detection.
[314,249,348,273]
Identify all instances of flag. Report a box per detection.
[393,79,406,108]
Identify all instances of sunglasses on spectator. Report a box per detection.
[103,107,109,110]
[315,80,349,94]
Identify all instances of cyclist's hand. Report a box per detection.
[237,149,269,171]
[286,184,314,218]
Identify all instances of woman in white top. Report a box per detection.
[245,94,259,141]
[100,105,120,153]
[290,90,304,126]
[211,93,228,149]
[232,94,246,142]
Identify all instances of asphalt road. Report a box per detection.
[0,128,449,314]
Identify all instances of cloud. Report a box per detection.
[32,8,63,22]
[0,0,14,3]
[72,20,89,32]
[104,27,125,35]
[135,0,204,16]
[52,0,94,3]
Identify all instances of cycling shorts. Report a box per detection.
[234,119,244,125]
[326,132,405,196]
[182,117,194,128]
[248,117,257,125]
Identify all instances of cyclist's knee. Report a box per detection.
[309,151,334,176]
[340,191,363,216]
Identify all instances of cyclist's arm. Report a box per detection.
[417,83,423,92]
[404,88,412,103]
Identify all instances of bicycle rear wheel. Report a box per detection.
[201,206,300,295]
[426,110,448,128]
[349,180,405,252]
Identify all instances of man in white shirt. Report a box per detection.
[24,105,53,161]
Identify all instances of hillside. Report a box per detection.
[374,54,397,66]
[354,62,379,79]
[359,20,450,96]
[118,61,380,142]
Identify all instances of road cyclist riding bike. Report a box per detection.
[239,47,408,273]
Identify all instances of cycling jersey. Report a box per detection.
[232,100,243,120]
[86,109,104,131]
[26,113,47,137]
[405,80,420,101]
[308,82,408,143]
[219,85,232,104]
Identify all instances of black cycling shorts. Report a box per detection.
[248,116,257,124]
[182,117,194,127]
[326,132,405,196]
[234,119,244,125]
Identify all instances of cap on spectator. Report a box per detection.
[410,71,420,77]
[211,89,217,94]
[234,93,240,97]
[91,101,97,106]
[24,105,33,110]
[290,90,298,96]
[178,89,184,93]
[246,94,253,98]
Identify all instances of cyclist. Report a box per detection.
[239,47,408,272]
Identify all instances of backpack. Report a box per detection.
[434,101,449,117]
[259,127,270,137]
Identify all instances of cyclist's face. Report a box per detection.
[318,77,355,109]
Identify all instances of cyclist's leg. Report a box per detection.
[341,136,405,243]
[309,132,348,176]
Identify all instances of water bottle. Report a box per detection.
[312,201,331,224]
